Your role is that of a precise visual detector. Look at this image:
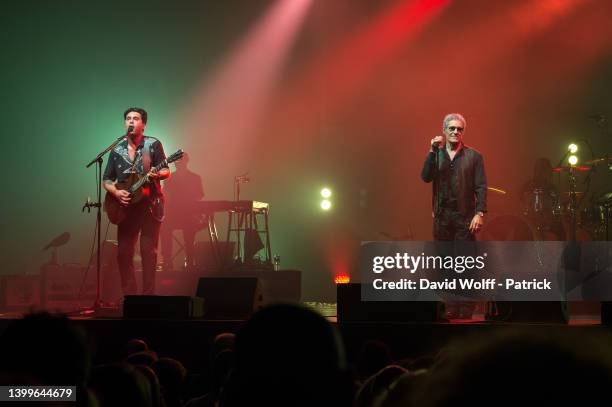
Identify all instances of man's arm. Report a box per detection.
[195,174,204,200]
[421,151,436,183]
[469,153,487,234]
[150,140,170,181]
[421,136,443,183]
[150,167,170,180]
[474,154,487,214]
[103,179,132,206]
[103,154,131,205]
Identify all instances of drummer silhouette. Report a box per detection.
[520,157,565,240]
[160,152,205,271]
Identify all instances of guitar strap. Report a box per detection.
[142,137,165,222]
[142,137,152,174]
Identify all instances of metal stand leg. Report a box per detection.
[207,214,221,270]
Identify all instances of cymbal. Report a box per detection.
[585,156,612,165]
[552,166,591,172]
[487,186,507,195]
[597,192,612,204]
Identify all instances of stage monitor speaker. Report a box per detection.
[485,301,568,324]
[203,270,301,303]
[337,283,441,323]
[600,302,612,325]
[123,295,204,319]
[196,277,263,320]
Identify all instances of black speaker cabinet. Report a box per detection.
[123,295,204,319]
[203,270,301,303]
[337,283,441,322]
[601,302,612,325]
[196,277,263,319]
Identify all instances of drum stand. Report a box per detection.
[568,167,578,242]
[603,203,611,241]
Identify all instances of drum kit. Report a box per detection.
[482,156,611,242]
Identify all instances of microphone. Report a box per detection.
[116,125,134,141]
[235,173,250,183]
[431,138,441,150]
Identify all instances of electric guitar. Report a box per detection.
[104,149,184,224]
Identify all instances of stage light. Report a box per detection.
[568,143,578,153]
[321,187,332,198]
[334,273,350,284]
[321,199,332,210]
[568,155,578,166]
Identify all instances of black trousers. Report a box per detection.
[433,207,475,241]
[433,206,476,318]
[117,201,161,295]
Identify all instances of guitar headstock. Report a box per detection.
[167,149,184,165]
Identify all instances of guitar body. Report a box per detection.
[104,174,147,225]
[103,149,184,225]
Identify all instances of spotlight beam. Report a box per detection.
[181,0,313,172]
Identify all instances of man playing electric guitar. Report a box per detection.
[103,107,170,296]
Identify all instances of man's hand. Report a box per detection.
[148,168,160,179]
[114,189,131,206]
[431,135,444,151]
[147,167,170,180]
[469,213,484,234]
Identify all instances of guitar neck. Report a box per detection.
[129,159,168,193]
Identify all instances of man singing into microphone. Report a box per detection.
[421,113,487,318]
[421,113,487,239]
[103,107,170,296]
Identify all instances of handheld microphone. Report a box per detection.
[127,125,134,134]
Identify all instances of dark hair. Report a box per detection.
[124,107,148,124]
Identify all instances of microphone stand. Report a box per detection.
[81,134,126,314]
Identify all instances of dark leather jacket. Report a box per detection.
[421,144,487,217]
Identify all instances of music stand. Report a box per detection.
[42,232,70,266]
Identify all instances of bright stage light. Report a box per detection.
[320,199,332,210]
[568,143,578,153]
[568,155,578,166]
[321,187,332,198]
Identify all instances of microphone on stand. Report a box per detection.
[235,173,250,183]
[116,125,134,141]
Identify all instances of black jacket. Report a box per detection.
[421,144,487,217]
